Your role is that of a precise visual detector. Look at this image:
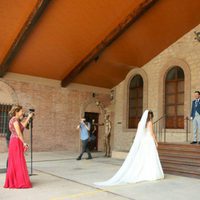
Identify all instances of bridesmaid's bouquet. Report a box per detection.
[23,143,29,152]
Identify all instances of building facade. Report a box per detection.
[0,24,200,155]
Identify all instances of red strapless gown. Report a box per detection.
[4,117,32,188]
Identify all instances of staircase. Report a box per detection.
[158,143,200,179]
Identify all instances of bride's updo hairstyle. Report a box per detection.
[9,104,22,117]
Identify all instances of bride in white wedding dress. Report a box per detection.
[95,110,164,186]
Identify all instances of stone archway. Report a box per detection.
[0,80,18,104]
[0,80,18,153]
[80,97,106,117]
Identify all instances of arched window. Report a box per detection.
[129,75,143,128]
[165,66,184,129]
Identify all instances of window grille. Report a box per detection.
[0,104,12,137]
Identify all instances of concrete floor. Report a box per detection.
[0,151,200,200]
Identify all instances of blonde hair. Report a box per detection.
[9,104,22,117]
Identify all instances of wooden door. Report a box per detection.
[84,112,99,151]
[165,67,184,129]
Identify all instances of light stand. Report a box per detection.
[28,108,37,176]
[29,118,33,176]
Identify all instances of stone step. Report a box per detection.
[161,159,200,168]
[163,168,200,179]
[158,143,200,152]
[158,143,200,178]
[160,155,200,166]
[162,162,200,173]
[158,149,200,159]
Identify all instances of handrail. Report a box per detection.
[154,115,191,143]
[153,114,166,142]
[153,114,166,124]
[185,116,191,142]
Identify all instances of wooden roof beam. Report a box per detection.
[61,0,159,87]
[0,0,51,77]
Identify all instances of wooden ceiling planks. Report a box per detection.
[0,0,51,77]
[61,0,158,87]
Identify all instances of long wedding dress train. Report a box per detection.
[95,110,164,186]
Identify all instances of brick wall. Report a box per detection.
[0,74,111,153]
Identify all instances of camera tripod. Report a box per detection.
[29,118,36,176]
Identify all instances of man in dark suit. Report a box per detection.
[190,91,200,144]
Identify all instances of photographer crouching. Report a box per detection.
[76,117,92,160]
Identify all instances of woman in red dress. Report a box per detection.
[4,105,33,188]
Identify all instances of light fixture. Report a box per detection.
[194,31,200,42]
[110,90,114,100]
[94,55,99,62]
[95,101,100,106]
